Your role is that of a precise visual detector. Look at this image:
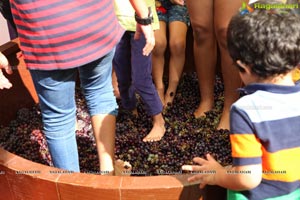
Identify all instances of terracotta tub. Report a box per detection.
[0,38,226,200]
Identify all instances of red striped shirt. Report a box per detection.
[10,0,124,70]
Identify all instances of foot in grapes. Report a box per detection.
[143,122,166,142]
[114,159,132,176]
[216,109,230,130]
[193,101,214,118]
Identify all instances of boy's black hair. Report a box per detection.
[227,4,300,78]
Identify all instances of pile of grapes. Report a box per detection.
[0,73,232,176]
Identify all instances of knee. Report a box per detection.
[191,23,214,45]
[169,39,186,56]
[215,27,228,50]
[153,38,167,56]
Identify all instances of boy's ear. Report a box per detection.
[236,60,251,74]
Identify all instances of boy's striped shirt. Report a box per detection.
[229,83,300,200]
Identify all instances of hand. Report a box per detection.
[134,24,155,56]
[182,154,224,189]
[0,52,13,89]
[170,0,185,6]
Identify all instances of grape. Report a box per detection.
[0,72,232,176]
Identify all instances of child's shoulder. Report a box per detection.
[232,85,278,113]
[232,83,300,121]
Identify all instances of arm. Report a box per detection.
[182,154,262,190]
[129,0,155,56]
[183,105,263,190]
[0,52,13,89]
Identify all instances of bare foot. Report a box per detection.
[193,102,214,118]
[143,123,166,142]
[114,159,132,176]
[164,90,175,107]
[217,109,230,130]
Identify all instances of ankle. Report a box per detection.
[152,114,165,126]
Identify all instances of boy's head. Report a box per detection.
[227,1,300,79]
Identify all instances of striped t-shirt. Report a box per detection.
[228,83,300,200]
[10,0,124,70]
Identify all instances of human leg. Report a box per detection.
[113,32,137,112]
[79,50,118,175]
[165,4,189,105]
[90,114,116,175]
[130,33,165,142]
[112,67,120,99]
[214,0,243,130]
[185,0,217,118]
[143,113,166,142]
[152,21,167,106]
[30,69,79,172]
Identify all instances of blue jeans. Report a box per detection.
[30,50,118,172]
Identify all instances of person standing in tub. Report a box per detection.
[2,0,155,175]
